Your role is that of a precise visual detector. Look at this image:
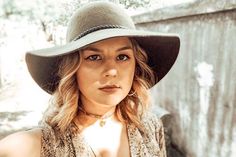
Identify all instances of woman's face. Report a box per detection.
[76,37,135,108]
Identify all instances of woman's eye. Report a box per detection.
[117,54,129,61]
[85,55,101,61]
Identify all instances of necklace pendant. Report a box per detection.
[99,120,106,127]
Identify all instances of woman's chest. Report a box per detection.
[73,122,130,157]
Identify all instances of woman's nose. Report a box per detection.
[104,69,117,77]
[103,60,118,77]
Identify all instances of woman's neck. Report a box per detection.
[80,95,117,116]
[75,96,118,129]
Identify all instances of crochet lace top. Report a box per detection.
[40,113,166,157]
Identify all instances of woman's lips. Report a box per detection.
[99,85,120,93]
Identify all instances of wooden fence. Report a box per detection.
[132,0,236,157]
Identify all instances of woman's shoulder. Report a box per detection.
[39,123,78,156]
[0,128,42,157]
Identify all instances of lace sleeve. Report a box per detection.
[40,123,77,157]
[40,125,57,157]
[156,118,167,157]
[141,112,167,157]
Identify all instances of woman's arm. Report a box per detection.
[0,129,41,157]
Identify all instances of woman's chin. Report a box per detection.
[96,97,125,107]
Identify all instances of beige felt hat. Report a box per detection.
[25,1,180,94]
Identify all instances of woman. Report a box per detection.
[0,1,180,157]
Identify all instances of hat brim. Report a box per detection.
[25,28,180,94]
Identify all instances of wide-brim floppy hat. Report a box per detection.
[25,1,180,94]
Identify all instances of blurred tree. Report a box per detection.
[119,0,150,8]
[1,0,18,17]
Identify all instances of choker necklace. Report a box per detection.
[78,106,115,127]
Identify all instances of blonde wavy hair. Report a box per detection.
[42,38,156,132]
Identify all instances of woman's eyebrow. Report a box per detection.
[82,47,102,52]
[82,45,132,52]
[116,46,133,52]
